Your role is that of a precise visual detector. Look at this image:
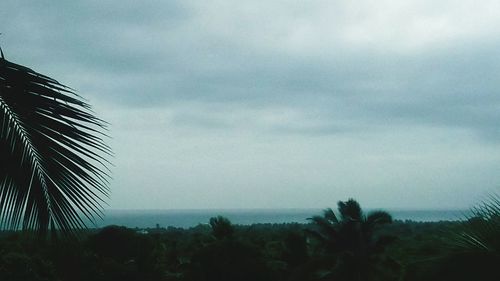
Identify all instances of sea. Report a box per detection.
[92,209,469,229]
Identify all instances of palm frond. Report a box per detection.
[451,192,500,253]
[0,57,111,235]
[362,210,393,239]
[337,199,362,221]
[307,215,339,241]
[323,208,339,223]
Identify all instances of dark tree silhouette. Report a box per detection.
[403,193,500,281]
[0,51,111,235]
[308,199,393,255]
[209,216,234,240]
[440,193,500,280]
[190,217,273,281]
[453,193,500,253]
[307,199,397,281]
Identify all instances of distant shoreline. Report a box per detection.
[90,208,469,229]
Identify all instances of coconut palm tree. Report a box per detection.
[308,199,393,256]
[307,199,396,281]
[0,49,111,235]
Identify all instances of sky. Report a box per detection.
[2,1,500,210]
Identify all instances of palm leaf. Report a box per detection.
[451,192,500,252]
[307,215,339,242]
[337,199,362,221]
[323,208,339,223]
[365,211,392,230]
[0,56,111,235]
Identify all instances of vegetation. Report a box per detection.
[0,218,462,281]
[402,193,500,281]
[453,193,500,253]
[0,198,497,281]
[0,54,111,235]
[305,199,397,281]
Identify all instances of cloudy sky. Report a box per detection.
[2,0,500,210]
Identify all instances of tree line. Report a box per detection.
[0,197,499,281]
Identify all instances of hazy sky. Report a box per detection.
[2,1,500,210]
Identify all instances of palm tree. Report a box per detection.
[209,216,234,240]
[307,199,396,281]
[0,49,111,235]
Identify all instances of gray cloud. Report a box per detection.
[2,1,500,209]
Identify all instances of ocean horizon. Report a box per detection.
[91,208,470,229]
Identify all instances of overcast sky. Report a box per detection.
[2,1,500,210]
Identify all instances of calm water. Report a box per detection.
[92,209,469,229]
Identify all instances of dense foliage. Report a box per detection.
[0,207,498,281]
